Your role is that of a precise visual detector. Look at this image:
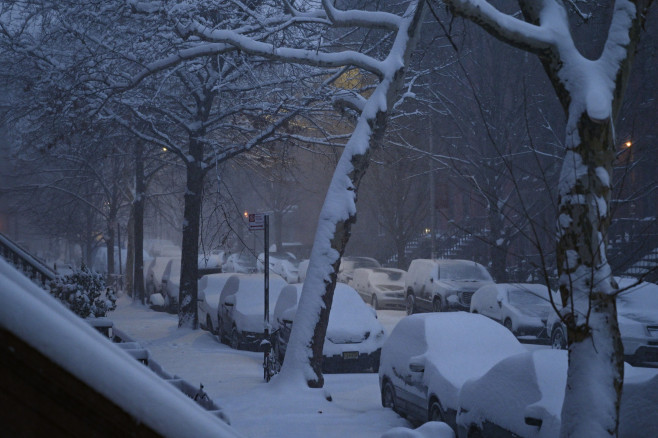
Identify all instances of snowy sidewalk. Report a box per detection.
[109,295,409,438]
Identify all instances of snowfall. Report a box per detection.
[3,255,658,438]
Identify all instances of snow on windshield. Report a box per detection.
[439,262,492,281]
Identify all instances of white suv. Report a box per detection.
[404,259,494,314]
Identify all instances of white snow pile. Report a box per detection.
[0,257,241,438]
[381,421,455,438]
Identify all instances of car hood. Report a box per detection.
[619,310,658,325]
[374,284,404,292]
[438,279,491,292]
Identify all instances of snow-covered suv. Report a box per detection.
[404,259,494,314]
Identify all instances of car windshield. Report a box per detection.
[238,254,257,266]
[371,269,403,282]
[439,263,492,281]
[508,289,548,306]
[352,259,379,269]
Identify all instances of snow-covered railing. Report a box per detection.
[0,232,56,286]
[112,327,230,425]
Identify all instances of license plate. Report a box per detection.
[343,351,359,360]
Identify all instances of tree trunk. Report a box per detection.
[178,139,205,329]
[557,114,624,437]
[134,141,146,304]
[279,1,427,388]
[125,209,134,297]
[106,227,115,277]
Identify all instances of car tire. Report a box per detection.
[432,298,442,313]
[371,295,379,310]
[504,318,513,333]
[406,293,416,316]
[381,380,397,411]
[230,326,241,350]
[428,399,445,422]
[467,426,485,438]
[274,338,284,364]
[551,325,567,350]
[217,316,225,344]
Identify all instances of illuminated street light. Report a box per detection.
[625,141,632,148]
[244,211,249,219]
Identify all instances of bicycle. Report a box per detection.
[262,329,280,382]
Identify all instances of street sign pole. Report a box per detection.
[264,214,269,331]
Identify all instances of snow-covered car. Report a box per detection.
[272,283,385,373]
[298,259,309,282]
[198,273,237,335]
[144,256,177,297]
[405,259,494,314]
[379,312,525,431]
[337,256,381,284]
[222,252,258,274]
[547,277,658,365]
[144,239,180,258]
[160,257,182,313]
[198,250,227,270]
[257,251,301,283]
[91,246,150,275]
[351,267,406,310]
[470,283,556,340]
[217,273,288,351]
[457,348,658,438]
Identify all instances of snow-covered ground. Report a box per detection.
[109,295,412,438]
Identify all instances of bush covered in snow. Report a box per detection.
[48,264,117,318]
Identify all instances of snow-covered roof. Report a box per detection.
[0,257,242,438]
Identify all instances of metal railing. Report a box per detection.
[0,232,57,286]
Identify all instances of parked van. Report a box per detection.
[404,259,494,314]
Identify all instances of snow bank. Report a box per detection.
[381,421,455,438]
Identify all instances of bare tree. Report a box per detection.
[438,0,654,435]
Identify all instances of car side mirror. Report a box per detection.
[409,361,424,373]
[198,290,205,301]
[224,295,236,307]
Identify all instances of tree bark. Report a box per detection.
[556,114,624,437]
[106,225,115,277]
[134,141,146,303]
[280,1,427,388]
[178,138,206,329]
[125,208,135,297]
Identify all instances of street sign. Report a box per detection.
[248,213,265,231]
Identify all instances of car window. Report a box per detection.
[508,289,548,306]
